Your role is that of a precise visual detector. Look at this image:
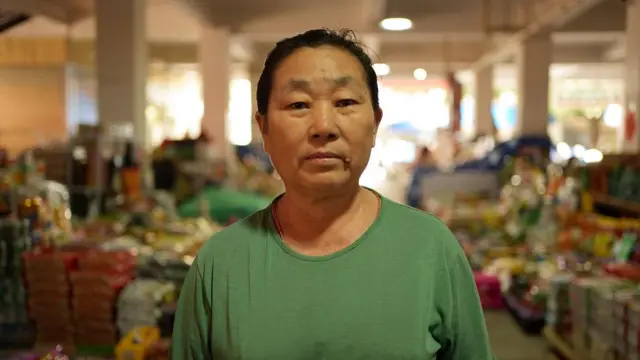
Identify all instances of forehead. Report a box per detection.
[272,45,368,88]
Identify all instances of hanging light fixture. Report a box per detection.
[379,18,413,31]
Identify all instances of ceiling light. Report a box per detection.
[413,68,427,81]
[379,18,413,31]
[373,63,390,76]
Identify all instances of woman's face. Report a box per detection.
[256,46,382,194]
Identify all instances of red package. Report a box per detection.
[70,273,133,298]
[72,296,115,315]
[27,282,71,295]
[23,251,79,272]
[78,250,135,270]
[30,305,73,323]
[25,272,68,286]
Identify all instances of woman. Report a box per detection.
[172,28,493,360]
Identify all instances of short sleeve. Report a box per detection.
[438,239,494,360]
[171,259,213,360]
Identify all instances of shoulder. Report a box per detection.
[193,207,272,269]
[379,197,466,268]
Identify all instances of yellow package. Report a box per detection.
[593,232,615,258]
[115,326,160,360]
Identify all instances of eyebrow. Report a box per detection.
[285,76,355,92]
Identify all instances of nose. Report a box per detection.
[309,103,339,141]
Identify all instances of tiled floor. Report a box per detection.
[486,311,549,359]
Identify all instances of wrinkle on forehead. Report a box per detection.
[273,47,369,93]
[285,76,355,92]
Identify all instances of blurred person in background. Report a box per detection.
[172,28,493,360]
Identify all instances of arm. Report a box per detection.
[439,249,494,360]
[172,259,213,360]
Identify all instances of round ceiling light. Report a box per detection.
[413,68,427,80]
[373,63,390,76]
[379,17,413,31]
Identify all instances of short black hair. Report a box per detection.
[256,28,380,117]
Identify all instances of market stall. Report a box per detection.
[0,146,223,359]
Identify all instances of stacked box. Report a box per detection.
[546,274,573,337]
[588,283,631,360]
[71,250,135,347]
[607,289,640,359]
[569,277,627,354]
[0,219,33,346]
[628,298,640,360]
[23,251,78,346]
[117,279,175,336]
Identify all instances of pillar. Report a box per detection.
[473,66,494,137]
[514,32,552,137]
[621,1,640,152]
[250,71,263,144]
[199,24,231,159]
[95,0,147,147]
[228,62,253,147]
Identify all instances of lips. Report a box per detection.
[305,152,342,160]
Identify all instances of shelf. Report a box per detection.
[592,193,640,215]
[542,327,576,360]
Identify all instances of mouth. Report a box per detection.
[305,152,343,161]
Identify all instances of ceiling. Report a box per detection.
[0,0,630,79]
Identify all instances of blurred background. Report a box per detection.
[0,0,639,359]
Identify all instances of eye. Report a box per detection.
[287,102,309,110]
[335,99,358,107]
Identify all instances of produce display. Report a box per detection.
[437,151,640,351]
[0,145,230,358]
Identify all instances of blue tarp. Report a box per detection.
[406,135,554,206]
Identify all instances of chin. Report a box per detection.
[300,172,351,191]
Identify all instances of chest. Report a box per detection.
[208,257,443,360]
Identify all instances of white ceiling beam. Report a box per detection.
[359,0,386,28]
[229,35,254,63]
[471,0,606,70]
[0,0,71,23]
[603,36,626,61]
[169,0,212,26]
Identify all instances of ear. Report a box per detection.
[373,108,383,138]
[255,111,267,135]
[255,112,269,152]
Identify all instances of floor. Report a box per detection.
[486,311,549,359]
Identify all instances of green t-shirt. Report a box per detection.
[172,195,494,360]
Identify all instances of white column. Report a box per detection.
[95,0,147,147]
[199,24,231,159]
[250,71,263,144]
[514,32,552,137]
[473,66,494,137]
[228,62,253,147]
[621,1,640,152]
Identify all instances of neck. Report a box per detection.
[276,184,373,240]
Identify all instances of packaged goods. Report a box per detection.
[23,251,78,346]
[0,219,32,347]
[71,250,135,347]
[117,279,175,335]
[0,219,31,277]
[474,272,503,309]
[545,273,573,338]
[115,326,160,360]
